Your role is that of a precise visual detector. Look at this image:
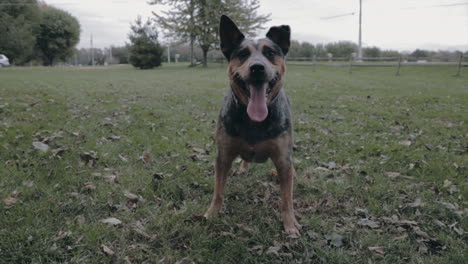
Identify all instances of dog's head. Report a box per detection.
[220,15,290,122]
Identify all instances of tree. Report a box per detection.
[150,0,270,66]
[325,41,358,58]
[363,46,381,58]
[36,5,80,65]
[411,49,429,59]
[381,50,400,58]
[128,17,163,69]
[111,46,130,64]
[0,0,41,64]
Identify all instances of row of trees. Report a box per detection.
[0,0,80,65]
[288,40,465,60]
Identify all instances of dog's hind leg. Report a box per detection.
[236,160,249,175]
[204,151,235,218]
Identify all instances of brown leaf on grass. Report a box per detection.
[83,182,96,190]
[118,153,128,162]
[412,226,431,239]
[192,146,206,154]
[392,233,408,241]
[399,140,412,146]
[53,231,72,241]
[368,246,385,255]
[131,221,156,240]
[138,150,152,163]
[3,190,20,207]
[22,180,34,188]
[124,191,139,202]
[100,217,122,226]
[432,118,461,128]
[103,174,117,184]
[271,169,278,177]
[100,244,115,256]
[51,147,66,157]
[108,135,121,141]
[384,172,400,178]
[80,151,98,167]
[358,219,381,229]
[248,245,264,255]
[326,233,345,248]
[32,141,49,152]
[266,245,281,256]
[306,231,320,240]
[408,198,424,208]
[175,257,194,264]
[75,215,85,226]
[381,216,418,227]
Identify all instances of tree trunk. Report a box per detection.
[190,36,195,67]
[202,48,208,67]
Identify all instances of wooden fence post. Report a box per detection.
[312,55,316,72]
[395,55,402,76]
[455,53,463,77]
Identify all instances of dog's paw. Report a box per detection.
[203,207,219,219]
[284,226,301,238]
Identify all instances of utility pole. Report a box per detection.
[167,44,170,63]
[109,46,113,62]
[91,34,95,66]
[358,0,362,61]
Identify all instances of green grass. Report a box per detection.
[0,63,466,263]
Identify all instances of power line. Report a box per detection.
[401,2,468,10]
[320,12,355,20]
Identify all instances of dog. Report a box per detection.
[204,15,300,237]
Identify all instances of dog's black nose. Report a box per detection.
[250,64,265,75]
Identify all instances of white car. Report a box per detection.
[0,54,10,67]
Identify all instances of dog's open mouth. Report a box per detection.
[233,73,280,122]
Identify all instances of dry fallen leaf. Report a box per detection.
[83,182,96,190]
[101,244,115,256]
[368,246,385,255]
[384,172,401,178]
[326,233,345,247]
[408,198,424,208]
[399,140,412,146]
[392,233,408,241]
[124,191,139,202]
[358,219,381,229]
[103,174,117,184]
[32,141,49,152]
[118,153,128,162]
[100,217,122,226]
[175,257,194,264]
[53,231,72,241]
[139,150,152,163]
[2,191,20,207]
[266,246,281,256]
[271,169,278,177]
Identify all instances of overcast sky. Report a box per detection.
[45,0,468,51]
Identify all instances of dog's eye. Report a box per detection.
[264,49,276,59]
[237,49,250,60]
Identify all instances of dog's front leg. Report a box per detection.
[204,151,235,218]
[272,152,300,237]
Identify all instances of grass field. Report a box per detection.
[0,64,466,263]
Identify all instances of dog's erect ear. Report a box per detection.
[219,15,245,60]
[266,25,291,55]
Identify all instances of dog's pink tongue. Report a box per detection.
[247,84,268,122]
